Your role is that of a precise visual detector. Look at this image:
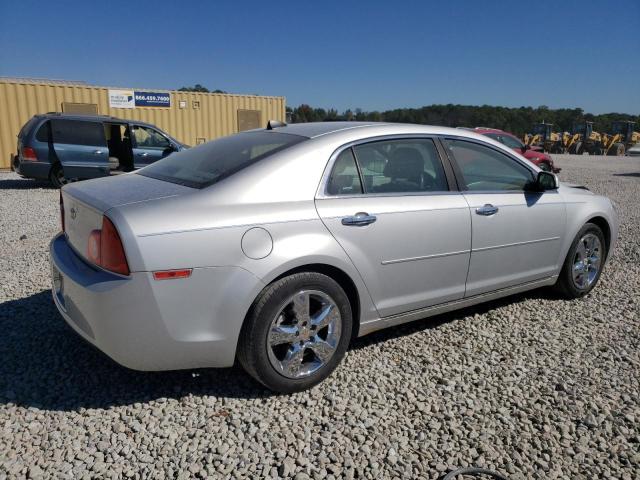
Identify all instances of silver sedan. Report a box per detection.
[50,122,618,392]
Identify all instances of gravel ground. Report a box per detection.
[0,156,638,479]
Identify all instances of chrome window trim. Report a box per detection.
[316,134,456,199]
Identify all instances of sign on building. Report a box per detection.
[134,91,171,108]
[108,89,135,109]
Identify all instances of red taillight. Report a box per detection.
[21,146,38,162]
[153,269,192,281]
[101,217,129,275]
[85,216,130,276]
[59,192,65,233]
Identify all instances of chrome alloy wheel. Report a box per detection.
[572,233,602,290]
[267,290,342,379]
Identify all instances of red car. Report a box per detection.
[474,128,560,173]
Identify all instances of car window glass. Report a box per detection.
[327,148,363,195]
[132,126,170,149]
[353,139,448,194]
[499,135,523,149]
[51,120,105,146]
[19,117,39,139]
[139,131,306,188]
[446,139,534,191]
[35,121,51,142]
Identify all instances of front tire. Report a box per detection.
[555,223,607,299]
[238,272,353,393]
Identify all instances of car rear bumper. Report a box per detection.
[15,160,50,179]
[49,233,264,371]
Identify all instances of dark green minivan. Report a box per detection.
[14,113,187,187]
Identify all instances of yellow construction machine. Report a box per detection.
[567,121,604,155]
[603,121,640,156]
[524,123,565,153]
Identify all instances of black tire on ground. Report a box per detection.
[237,272,353,393]
[11,155,19,172]
[592,146,603,155]
[612,143,625,156]
[554,222,607,299]
[49,163,67,188]
[574,141,583,155]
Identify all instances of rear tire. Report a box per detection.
[49,163,67,188]
[238,272,352,393]
[555,223,607,299]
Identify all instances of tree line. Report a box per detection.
[287,104,639,136]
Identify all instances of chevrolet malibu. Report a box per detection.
[50,122,618,392]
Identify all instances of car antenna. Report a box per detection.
[267,120,287,130]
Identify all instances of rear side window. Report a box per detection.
[35,121,51,142]
[51,119,106,146]
[327,148,363,195]
[445,139,534,191]
[139,131,306,188]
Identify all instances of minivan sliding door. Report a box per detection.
[50,119,110,180]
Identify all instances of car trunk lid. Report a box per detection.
[62,173,194,262]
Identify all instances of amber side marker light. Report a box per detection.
[153,269,193,281]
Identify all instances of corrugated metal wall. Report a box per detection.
[0,80,286,170]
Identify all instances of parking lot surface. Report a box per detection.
[1,155,638,479]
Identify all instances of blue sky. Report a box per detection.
[1,0,638,114]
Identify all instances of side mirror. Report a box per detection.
[535,171,559,191]
[163,145,176,156]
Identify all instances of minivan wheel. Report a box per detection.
[555,223,606,299]
[49,163,68,188]
[238,272,352,393]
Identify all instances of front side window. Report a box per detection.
[132,125,170,149]
[352,139,448,194]
[51,120,105,146]
[445,139,534,191]
[139,131,306,188]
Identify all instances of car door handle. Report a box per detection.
[137,152,149,157]
[93,150,104,155]
[476,204,499,216]
[342,212,377,226]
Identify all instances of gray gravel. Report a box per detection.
[1,156,639,479]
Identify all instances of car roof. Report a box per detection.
[36,112,156,128]
[265,122,509,144]
[266,122,393,138]
[472,127,508,135]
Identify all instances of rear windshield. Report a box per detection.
[138,131,306,188]
[18,117,39,139]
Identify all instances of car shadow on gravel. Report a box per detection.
[0,291,270,411]
[0,178,55,190]
[612,172,640,178]
[350,289,552,352]
[0,288,552,412]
